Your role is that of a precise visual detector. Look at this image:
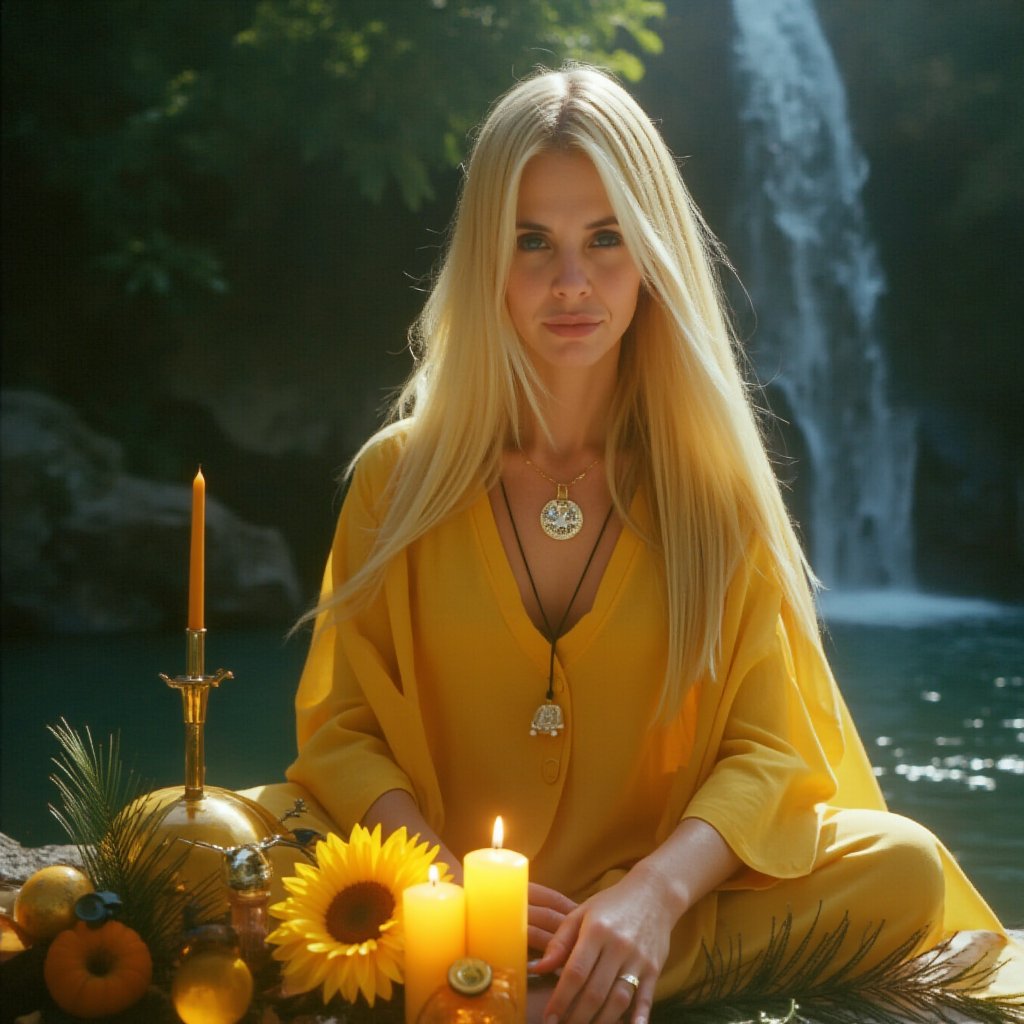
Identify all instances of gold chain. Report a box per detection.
[522,455,600,489]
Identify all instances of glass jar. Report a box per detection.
[417,957,518,1024]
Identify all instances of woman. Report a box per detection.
[265,65,1014,1023]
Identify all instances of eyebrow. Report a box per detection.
[515,215,620,231]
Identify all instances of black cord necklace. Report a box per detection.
[499,480,614,736]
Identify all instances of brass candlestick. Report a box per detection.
[160,628,233,801]
[142,628,287,915]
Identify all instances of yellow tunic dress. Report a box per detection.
[254,433,1017,1000]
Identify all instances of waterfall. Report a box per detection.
[731,0,916,588]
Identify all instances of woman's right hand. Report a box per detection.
[529,882,578,955]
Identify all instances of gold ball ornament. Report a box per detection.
[172,927,254,1024]
[13,864,94,941]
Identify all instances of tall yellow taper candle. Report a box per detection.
[188,467,205,631]
[464,817,528,1022]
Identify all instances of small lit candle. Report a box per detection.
[188,467,205,630]
[402,864,466,1024]
[464,817,528,1022]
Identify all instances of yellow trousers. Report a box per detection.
[664,808,948,997]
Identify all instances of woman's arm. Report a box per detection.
[530,817,741,1024]
[290,434,447,834]
[362,788,463,883]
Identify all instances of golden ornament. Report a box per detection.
[131,785,287,918]
[13,864,93,941]
[172,926,254,1024]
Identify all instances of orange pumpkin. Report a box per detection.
[44,919,153,1018]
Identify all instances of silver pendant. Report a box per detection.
[540,484,583,540]
[530,700,565,737]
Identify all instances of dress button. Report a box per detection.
[542,758,560,784]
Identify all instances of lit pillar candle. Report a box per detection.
[188,467,205,631]
[464,817,528,1022]
[402,865,466,1024]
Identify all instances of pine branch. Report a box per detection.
[655,907,1024,1024]
[47,719,219,968]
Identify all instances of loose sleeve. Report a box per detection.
[681,545,841,882]
[285,436,420,832]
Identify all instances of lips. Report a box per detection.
[543,313,603,326]
[542,313,604,337]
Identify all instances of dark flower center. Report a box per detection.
[325,880,396,944]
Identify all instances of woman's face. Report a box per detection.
[505,150,642,376]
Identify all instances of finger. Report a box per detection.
[542,928,601,1022]
[528,884,577,952]
[561,946,631,1024]
[529,901,568,936]
[629,973,656,1024]
[529,925,553,956]
[591,972,638,1024]
[529,882,578,915]
[529,907,570,954]
[550,924,634,1024]
[531,906,582,974]
[529,919,565,955]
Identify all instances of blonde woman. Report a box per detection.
[270,66,1015,1023]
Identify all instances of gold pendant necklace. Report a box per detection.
[499,481,614,737]
[523,456,600,541]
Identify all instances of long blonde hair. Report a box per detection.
[319,64,819,714]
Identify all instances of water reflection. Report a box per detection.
[868,675,1024,798]
[825,604,1024,925]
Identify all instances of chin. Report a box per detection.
[527,335,620,368]
[553,342,620,370]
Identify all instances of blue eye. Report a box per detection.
[592,230,623,248]
[516,233,548,251]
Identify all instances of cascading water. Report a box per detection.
[731,0,916,588]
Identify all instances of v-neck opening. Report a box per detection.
[470,485,644,669]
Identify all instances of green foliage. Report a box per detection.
[665,908,1023,1024]
[47,719,218,970]
[98,230,227,296]
[3,0,664,299]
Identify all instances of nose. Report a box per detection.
[552,251,591,298]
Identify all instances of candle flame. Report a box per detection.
[492,816,504,849]
[428,864,439,885]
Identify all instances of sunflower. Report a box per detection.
[267,824,447,1006]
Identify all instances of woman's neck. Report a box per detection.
[520,365,616,469]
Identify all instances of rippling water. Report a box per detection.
[822,592,1024,925]
[3,598,1022,924]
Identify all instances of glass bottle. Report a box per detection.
[417,957,518,1024]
